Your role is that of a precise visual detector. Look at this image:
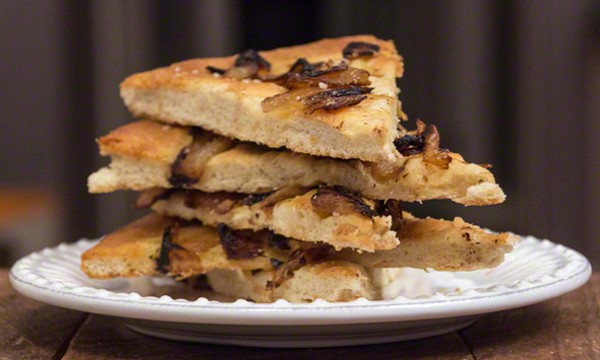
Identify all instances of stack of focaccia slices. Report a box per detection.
[83,35,516,303]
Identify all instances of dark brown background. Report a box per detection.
[1,1,598,265]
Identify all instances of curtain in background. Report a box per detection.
[0,0,598,264]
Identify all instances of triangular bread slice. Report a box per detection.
[206,261,378,303]
[81,213,515,280]
[148,187,399,252]
[120,35,404,162]
[88,120,505,206]
[149,187,515,262]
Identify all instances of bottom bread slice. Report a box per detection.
[206,261,378,303]
[81,213,516,281]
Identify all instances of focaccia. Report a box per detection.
[149,187,399,252]
[206,261,378,303]
[120,35,404,162]
[81,213,515,280]
[88,120,505,206]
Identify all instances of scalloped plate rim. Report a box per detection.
[9,235,592,326]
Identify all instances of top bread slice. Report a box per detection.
[88,120,506,206]
[120,35,404,163]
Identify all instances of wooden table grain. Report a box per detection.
[2,269,599,360]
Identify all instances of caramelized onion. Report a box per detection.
[240,191,275,206]
[422,124,452,169]
[254,186,308,208]
[169,131,233,188]
[267,245,332,289]
[375,200,403,231]
[310,186,375,218]
[206,66,225,75]
[217,224,270,259]
[343,41,381,59]
[135,188,173,209]
[302,86,372,113]
[269,234,291,250]
[206,49,271,80]
[283,62,371,89]
[183,191,245,215]
[261,87,322,113]
[393,134,424,156]
[156,224,183,273]
[393,120,453,168]
[261,59,372,113]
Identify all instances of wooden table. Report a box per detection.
[2,269,599,360]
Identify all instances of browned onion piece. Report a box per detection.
[262,58,321,85]
[393,120,452,168]
[217,224,271,259]
[183,191,245,215]
[267,245,332,289]
[240,192,274,206]
[269,234,290,250]
[393,134,424,156]
[206,66,226,75]
[375,200,403,231]
[207,49,271,80]
[261,87,323,113]
[135,188,173,209]
[265,60,371,90]
[343,41,381,59]
[262,59,372,113]
[156,223,183,273]
[254,186,309,209]
[284,64,371,89]
[310,186,375,218]
[422,124,452,169]
[169,131,233,188]
[302,86,372,113]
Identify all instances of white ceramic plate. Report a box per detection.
[9,235,591,348]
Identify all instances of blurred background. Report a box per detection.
[0,0,598,266]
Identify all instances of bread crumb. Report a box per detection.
[318,82,328,89]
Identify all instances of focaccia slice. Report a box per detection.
[81,213,515,280]
[206,261,378,303]
[149,187,399,252]
[88,120,505,206]
[120,35,404,162]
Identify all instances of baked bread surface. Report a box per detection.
[81,214,515,280]
[89,120,506,205]
[120,35,404,162]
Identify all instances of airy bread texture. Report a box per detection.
[207,261,378,303]
[335,215,517,271]
[81,213,515,280]
[151,189,399,252]
[120,35,404,163]
[89,120,505,206]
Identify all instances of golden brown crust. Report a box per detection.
[98,120,192,163]
[122,35,403,91]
